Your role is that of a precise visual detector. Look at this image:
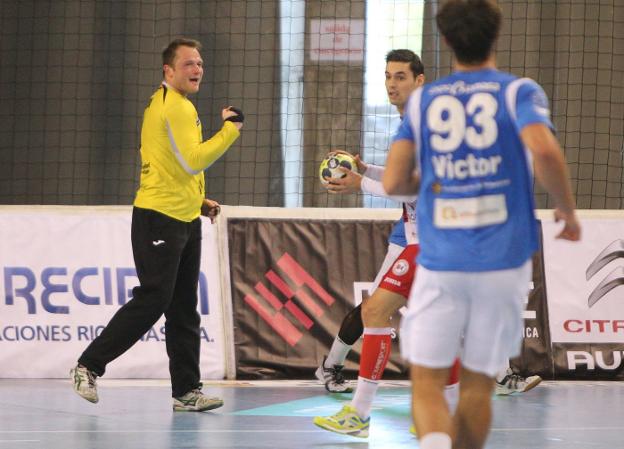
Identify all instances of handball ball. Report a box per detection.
[319,153,358,184]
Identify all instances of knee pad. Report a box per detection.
[337,303,363,345]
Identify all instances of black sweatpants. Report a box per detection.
[79,207,202,397]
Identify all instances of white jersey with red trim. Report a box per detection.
[360,163,419,245]
[403,200,418,245]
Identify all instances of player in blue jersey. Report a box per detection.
[383,2,580,449]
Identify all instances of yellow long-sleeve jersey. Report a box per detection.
[134,83,240,222]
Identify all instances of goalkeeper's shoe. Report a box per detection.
[315,356,353,393]
[70,364,99,403]
[313,404,370,438]
[173,388,224,412]
[495,368,542,395]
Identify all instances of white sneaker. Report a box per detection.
[315,356,353,393]
[495,368,542,395]
[173,389,224,411]
[70,364,99,403]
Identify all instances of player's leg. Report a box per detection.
[312,288,404,438]
[313,245,417,437]
[400,265,466,449]
[349,288,406,418]
[72,208,183,403]
[315,303,362,393]
[410,365,454,449]
[166,218,201,398]
[350,245,420,420]
[316,242,404,393]
[455,260,533,448]
[164,218,224,412]
[452,367,495,449]
[361,245,461,417]
[409,357,461,439]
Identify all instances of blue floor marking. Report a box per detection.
[231,388,411,417]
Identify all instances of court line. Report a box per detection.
[491,427,624,432]
[1,426,624,434]
[1,430,319,434]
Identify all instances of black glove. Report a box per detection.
[224,106,244,123]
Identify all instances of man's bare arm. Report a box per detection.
[382,139,420,195]
[521,123,580,241]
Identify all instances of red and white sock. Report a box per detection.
[444,358,461,414]
[351,327,392,419]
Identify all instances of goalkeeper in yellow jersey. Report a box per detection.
[71,38,243,411]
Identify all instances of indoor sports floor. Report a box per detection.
[1,379,622,448]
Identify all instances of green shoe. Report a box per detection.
[173,389,224,412]
[70,364,98,403]
[313,404,370,438]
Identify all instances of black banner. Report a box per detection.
[510,221,556,379]
[228,218,400,379]
[229,217,605,381]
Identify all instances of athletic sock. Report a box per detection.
[358,328,393,380]
[325,336,352,367]
[351,376,379,419]
[444,358,461,414]
[420,432,452,449]
[351,328,392,418]
[443,382,459,415]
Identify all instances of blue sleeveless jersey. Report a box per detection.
[394,69,553,271]
[388,219,406,247]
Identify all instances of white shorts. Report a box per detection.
[400,260,532,378]
[371,243,405,292]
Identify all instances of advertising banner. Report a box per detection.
[5,207,622,381]
[227,218,405,379]
[0,207,225,379]
[510,222,555,378]
[542,218,624,379]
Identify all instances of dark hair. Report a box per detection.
[436,0,502,65]
[162,38,202,67]
[385,49,425,78]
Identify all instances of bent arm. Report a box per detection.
[363,164,384,181]
[521,124,575,215]
[361,175,417,203]
[383,139,420,195]
[194,121,240,169]
[166,103,240,173]
[521,123,580,240]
